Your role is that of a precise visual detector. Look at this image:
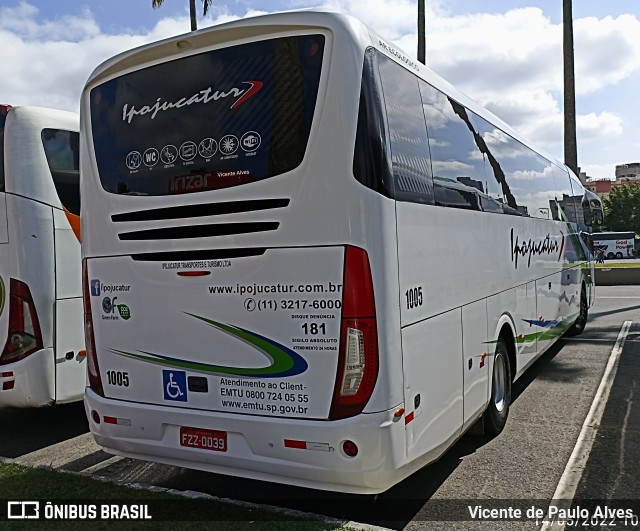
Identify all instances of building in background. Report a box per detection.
[580,163,640,200]
[615,162,640,181]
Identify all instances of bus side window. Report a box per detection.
[418,83,485,212]
[377,54,434,205]
[0,109,6,192]
[353,48,394,198]
[42,128,80,215]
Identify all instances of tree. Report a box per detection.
[563,0,578,175]
[152,0,212,31]
[417,0,426,64]
[601,183,640,235]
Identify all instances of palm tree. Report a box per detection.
[152,0,212,31]
[563,0,578,175]
[417,0,426,64]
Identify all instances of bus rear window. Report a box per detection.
[42,128,80,215]
[90,35,325,196]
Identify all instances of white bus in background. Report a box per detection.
[81,10,602,493]
[0,104,85,407]
[591,231,635,259]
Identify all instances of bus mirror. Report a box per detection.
[583,191,603,228]
[592,208,603,227]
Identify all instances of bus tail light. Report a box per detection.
[329,246,379,420]
[82,260,104,397]
[0,279,44,365]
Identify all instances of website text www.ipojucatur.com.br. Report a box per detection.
[209,282,342,296]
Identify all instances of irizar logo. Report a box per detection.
[121,80,264,124]
[110,313,308,377]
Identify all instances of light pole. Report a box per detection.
[563,0,578,175]
[418,0,425,64]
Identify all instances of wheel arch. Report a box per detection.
[492,314,517,383]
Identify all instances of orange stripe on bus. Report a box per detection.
[63,208,81,242]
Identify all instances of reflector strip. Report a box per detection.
[480,352,487,368]
[405,411,415,425]
[103,416,131,426]
[2,381,15,390]
[177,271,211,277]
[284,439,306,449]
[1,372,12,378]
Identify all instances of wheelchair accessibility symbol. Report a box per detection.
[163,370,188,402]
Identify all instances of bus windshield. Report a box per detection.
[89,35,325,196]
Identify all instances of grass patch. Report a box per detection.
[594,262,640,269]
[0,462,348,530]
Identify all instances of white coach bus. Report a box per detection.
[81,11,602,493]
[0,104,85,407]
[591,231,635,259]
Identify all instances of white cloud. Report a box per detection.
[0,2,100,41]
[574,14,640,94]
[577,112,623,140]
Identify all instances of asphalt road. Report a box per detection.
[1,285,639,530]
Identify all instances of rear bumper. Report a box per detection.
[85,388,409,494]
[0,349,55,408]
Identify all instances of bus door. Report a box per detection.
[53,209,84,402]
[43,127,85,403]
[0,106,9,244]
[0,191,7,245]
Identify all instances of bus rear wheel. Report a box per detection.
[484,338,512,435]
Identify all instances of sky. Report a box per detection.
[1,0,639,180]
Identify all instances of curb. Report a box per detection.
[594,267,640,286]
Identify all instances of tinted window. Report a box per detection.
[90,35,325,196]
[42,128,80,215]
[419,83,489,211]
[377,55,433,204]
[474,118,560,218]
[566,171,588,226]
[551,166,577,222]
[0,110,6,192]
[353,48,393,197]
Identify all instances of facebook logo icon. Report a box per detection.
[90,279,101,296]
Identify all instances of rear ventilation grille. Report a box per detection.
[118,222,279,241]
[111,199,289,222]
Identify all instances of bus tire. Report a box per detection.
[484,338,512,436]
[565,286,588,337]
[615,252,623,259]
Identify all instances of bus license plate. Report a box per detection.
[179,427,227,452]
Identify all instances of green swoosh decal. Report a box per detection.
[486,317,575,346]
[110,312,308,377]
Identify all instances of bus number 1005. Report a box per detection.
[405,286,423,310]
[106,370,129,387]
